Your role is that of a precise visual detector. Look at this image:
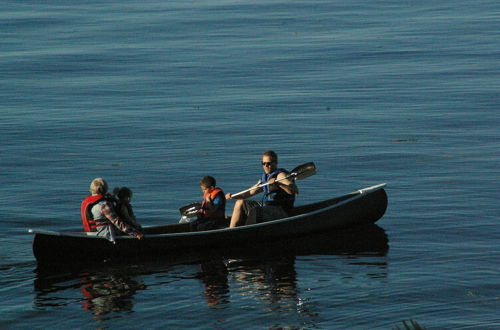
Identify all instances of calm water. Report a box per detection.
[1,0,499,328]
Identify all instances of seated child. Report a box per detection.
[113,186,141,231]
[194,176,226,231]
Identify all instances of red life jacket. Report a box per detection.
[81,194,107,232]
[201,187,225,219]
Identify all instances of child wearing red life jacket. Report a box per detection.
[194,176,226,231]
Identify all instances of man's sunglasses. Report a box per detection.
[261,162,274,166]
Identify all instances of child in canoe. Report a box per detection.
[113,186,142,231]
[180,176,226,231]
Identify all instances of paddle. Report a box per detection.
[178,162,316,217]
[230,161,316,198]
[179,202,202,217]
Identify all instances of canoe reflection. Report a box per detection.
[196,224,388,308]
[33,224,388,315]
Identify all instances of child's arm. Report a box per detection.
[200,194,223,219]
[120,204,137,225]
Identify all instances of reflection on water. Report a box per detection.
[193,224,389,314]
[34,266,147,322]
[80,272,146,320]
[196,256,300,309]
[33,224,388,320]
[197,259,229,306]
[228,256,299,311]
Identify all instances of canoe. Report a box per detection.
[29,183,388,263]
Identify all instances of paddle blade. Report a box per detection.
[179,202,202,217]
[290,162,316,180]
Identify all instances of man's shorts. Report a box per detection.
[242,200,288,225]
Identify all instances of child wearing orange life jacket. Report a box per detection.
[194,176,226,231]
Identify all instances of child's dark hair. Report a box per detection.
[200,176,216,188]
[115,187,133,200]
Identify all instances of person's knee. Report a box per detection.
[234,199,244,210]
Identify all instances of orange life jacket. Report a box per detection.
[201,187,225,220]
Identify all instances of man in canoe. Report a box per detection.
[81,178,144,241]
[225,150,298,228]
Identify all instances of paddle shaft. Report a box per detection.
[230,173,295,198]
[178,162,315,215]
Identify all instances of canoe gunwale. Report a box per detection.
[28,183,387,239]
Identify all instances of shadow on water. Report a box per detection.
[33,224,388,317]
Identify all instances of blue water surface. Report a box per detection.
[1,0,499,328]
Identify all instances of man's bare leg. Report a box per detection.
[229,200,244,228]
